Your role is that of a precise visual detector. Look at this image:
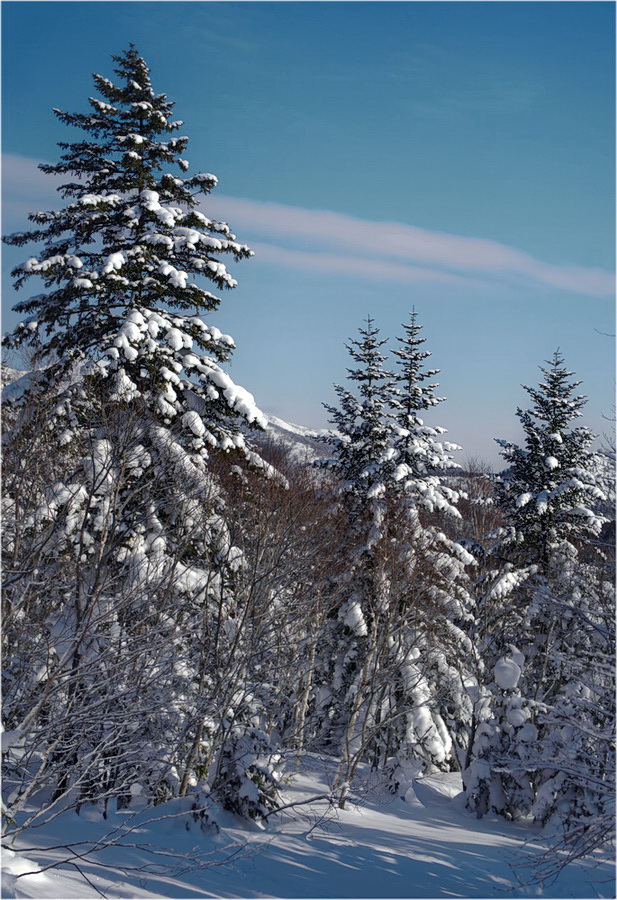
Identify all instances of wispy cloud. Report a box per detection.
[248,242,487,288]
[2,154,62,226]
[206,194,615,297]
[3,153,613,297]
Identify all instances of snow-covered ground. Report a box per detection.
[2,755,613,899]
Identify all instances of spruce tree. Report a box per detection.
[387,311,475,778]
[317,316,394,537]
[465,352,610,826]
[314,317,475,798]
[494,350,605,572]
[390,309,462,516]
[3,45,265,455]
[1,48,279,830]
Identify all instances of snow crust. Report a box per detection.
[1,756,611,899]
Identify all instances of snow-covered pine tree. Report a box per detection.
[493,350,605,572]
[317,316,394,539]
[312,318,395,799]
[472,351,606,685]
[390,309,462,517]
[3,44,266,455]
[384,311,476,786]
[465,352,611,830]
[1,48,279,832]
[313,317,475,802]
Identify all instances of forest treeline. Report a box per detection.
[2,47,614,877]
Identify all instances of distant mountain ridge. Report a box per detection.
[251,414,329,464]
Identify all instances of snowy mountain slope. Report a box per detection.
[2,756,613,899]
[249,413,330,464]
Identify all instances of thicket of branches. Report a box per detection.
[2,47,614,884]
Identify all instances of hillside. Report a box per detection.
[252,413,329,464]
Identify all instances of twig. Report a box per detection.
[261,792,333,821]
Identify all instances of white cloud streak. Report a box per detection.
[206,195,615,297]
[248,242,487,288]
[2,154,62,225]
[3,153,613,297]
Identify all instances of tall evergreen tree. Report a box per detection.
[389,309,462,516]
[317,316,394,539]
[493,350,605,572]
[387,311,475,779]
[3,45,265,455]
[465,352,611,828]
[1,48,278,833]
[313,317,475,800]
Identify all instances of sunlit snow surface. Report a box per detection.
[248,414,330,464]
[2,756,613,899]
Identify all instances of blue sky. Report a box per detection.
[2,1,615,466]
